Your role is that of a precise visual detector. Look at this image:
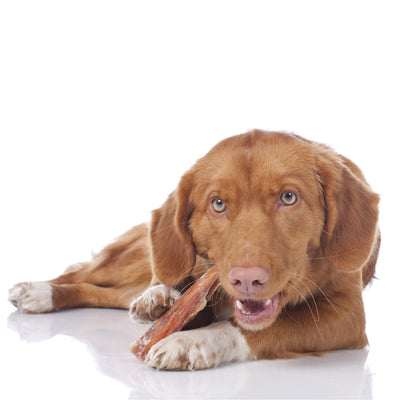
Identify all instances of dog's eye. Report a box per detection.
[280,191,297,206]
[211,198,227,213]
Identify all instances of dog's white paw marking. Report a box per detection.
[8,282,53,313]
[144,321,251,370]
[129,284,181,323]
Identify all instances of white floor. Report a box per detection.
[2,283,398,400]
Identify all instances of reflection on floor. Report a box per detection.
[6,307,373,399]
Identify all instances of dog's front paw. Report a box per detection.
[144,330,215,371]
[143,321,250,370]
[8,282,54,313]
[129,284,181,324]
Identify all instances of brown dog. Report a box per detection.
[9,130,380,370]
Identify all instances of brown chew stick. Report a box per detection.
[130,267,219,361]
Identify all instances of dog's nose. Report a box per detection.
[228,266,269,296]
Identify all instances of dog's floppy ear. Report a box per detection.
[316,147,379,271]
[150,171,196,286]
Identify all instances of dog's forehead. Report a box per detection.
[198,131,315,189]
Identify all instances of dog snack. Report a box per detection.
[131,267,219,361]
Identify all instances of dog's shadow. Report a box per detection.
[7,308,373,399]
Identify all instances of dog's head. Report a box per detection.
[150,131,379,331]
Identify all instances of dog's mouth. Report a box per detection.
[233,295,280,327]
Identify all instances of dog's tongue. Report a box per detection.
[236,298,272,315]
[242,300,267,314]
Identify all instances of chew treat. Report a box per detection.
[131,267,219,361]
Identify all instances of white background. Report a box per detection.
[1,1,399,399]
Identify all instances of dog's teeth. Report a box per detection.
[264,299,272,307]
[236,300,245,311]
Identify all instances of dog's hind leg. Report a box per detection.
[9,223,153,313]
[9,281,140,313]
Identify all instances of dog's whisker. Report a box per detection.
[287,272,342,320]
[286,281,323,339]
